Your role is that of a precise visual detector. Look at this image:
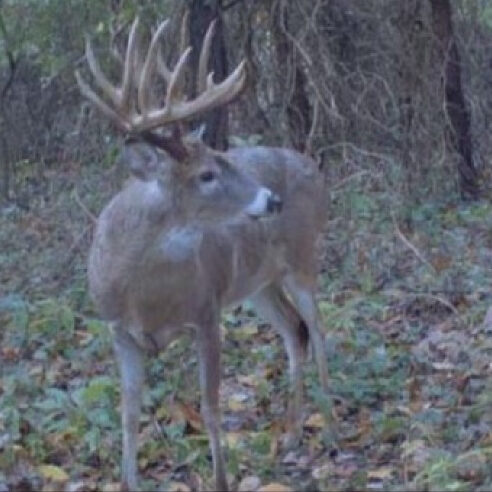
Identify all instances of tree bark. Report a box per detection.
[0,5,19,202]
[270,2,312,153]
[187,0,229,150]
[430,0,479,199]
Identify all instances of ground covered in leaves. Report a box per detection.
[1,159,492,491]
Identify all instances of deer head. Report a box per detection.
[75,16,281,225]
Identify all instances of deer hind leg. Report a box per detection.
[112,324,145,491]
[283,274,329,394]
[196,322,228,491]
[251,283,309,445]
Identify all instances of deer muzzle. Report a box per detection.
[246,187,283,218]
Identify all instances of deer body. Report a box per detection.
[90,146,324,339]
[77,17,328,490]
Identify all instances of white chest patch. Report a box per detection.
[144,180,163,204]
[160,227,203,262]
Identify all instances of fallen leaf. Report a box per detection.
[331,463,358,478]
[28,364,44,377]
[312,463,332,480]
[282,451,298,464]
[367,467,394,480]
[481,306,492,332]
[155,403,169,420]
[238,374,259,387]
[258,483,292,492]
[228,392,249,412]
[304,412,325,429]
[269,433,279,459]
[225,432,243,448]
[220,324,227,342]
[102,483,121,492]
[1,346,20,361]
[38,465,69,483]
[76,330,94,346]
[432,361,455,371]
[174,401,203,432]
[238,475,261,492]
[168,482,191,492]
[234,324,259,339]
[66,481,86,492]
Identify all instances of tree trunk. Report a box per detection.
[187,0,229,150]
[396,0,425,196]
[430,0,479,199]
[271,2,311,153]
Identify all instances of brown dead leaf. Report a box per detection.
[173,401,203,432]
[168,482,191,492]
[238,374,259,387]
[38,464,69,483]
[1,346,20,361]
[76,330,94,347]
[367,467,394,480]
[343,407,372,447]
[225,432,244,448]
[331,463,358,478]
[258,483,293,492]
[431,253,452,272]
[407,377,423,413]
[269,432,279,459]
[304,412,325,429]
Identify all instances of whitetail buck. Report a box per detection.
[76,15,329,491]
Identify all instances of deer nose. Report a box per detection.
[267,193,283,214]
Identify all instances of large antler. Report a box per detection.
[75,16,247,156]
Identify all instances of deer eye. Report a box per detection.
[199,170,217,183]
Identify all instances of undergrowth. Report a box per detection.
[1,158,492,491]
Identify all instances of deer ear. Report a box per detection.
[120,142,163,181]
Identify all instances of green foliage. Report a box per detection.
[229,134,263,147]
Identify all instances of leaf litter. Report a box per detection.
[1,180,492,490]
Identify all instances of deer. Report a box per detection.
[75,15,329,491]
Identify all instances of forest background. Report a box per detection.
[1,0,492,490]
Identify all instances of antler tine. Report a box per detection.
[198,19,216,94]
[136,58,246,131]
[165,46,192,106]
[109,18,130,65]
[179,10,190,58]
[202,58,247,106]
[75,70,130,132]
[156,45,172,82]
[120,16,140,111]
[156,13,188,86]
[85,37,121,108]
[77,15,247,143]
[138,19,170,113]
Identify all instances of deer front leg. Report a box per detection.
[112,326,145,491]
[196,322,228,491]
